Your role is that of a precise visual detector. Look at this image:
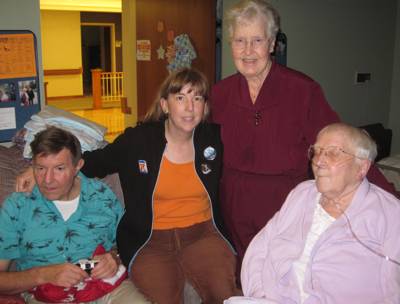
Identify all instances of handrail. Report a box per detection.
[91,69,124,109]
[44,67,82,76]
[101,71,123,102]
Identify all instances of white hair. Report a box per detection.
[225,0,280,41]
[318,123,378,162]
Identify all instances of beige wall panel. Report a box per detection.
[41,10,83,97]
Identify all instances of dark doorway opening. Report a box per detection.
[81,25,111,96]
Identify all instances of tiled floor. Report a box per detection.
[47,96,125,142]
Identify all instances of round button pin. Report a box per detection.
[203,146,216,160]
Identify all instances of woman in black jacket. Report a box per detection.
[81,68,237,303]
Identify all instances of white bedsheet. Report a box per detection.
[23,105,107,158]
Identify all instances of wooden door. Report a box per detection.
[136,0,216,120]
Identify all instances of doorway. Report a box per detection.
[81,23,116,95]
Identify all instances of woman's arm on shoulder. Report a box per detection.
[82,127,135,178]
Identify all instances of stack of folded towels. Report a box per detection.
[23,105,107,158]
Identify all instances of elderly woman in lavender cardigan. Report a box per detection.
[225,122,400,304]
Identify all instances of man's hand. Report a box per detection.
[90,252,119,280]
[36,263,88,288]
[0,262,88,294]
[15,166,35,193]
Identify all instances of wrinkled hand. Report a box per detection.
[90,252,119,280]
[36,263,88,288]
[15,166,35,193]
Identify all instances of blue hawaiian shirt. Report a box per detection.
[0,173,124,271]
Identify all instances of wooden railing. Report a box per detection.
[101,71,124,102]
[91,69,123,109]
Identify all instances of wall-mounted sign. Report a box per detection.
[0,30,40,142]
[137,40,151,61]
[0,107,16,130]
[0,33,37,79]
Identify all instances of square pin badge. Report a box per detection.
[138,160,148,174]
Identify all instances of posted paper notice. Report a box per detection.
[0,107,16,130]
[137,40,151,61]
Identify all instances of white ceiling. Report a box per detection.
[40,0,121,12]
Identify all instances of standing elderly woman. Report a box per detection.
[211,0,394,266]
[210,0,339,264]
[225,122,400,303]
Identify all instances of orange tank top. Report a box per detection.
[152,156,212,230]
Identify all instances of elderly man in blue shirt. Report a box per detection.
[0,126,149,303]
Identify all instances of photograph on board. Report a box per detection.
[18,79,38,106]
[0,82,17,103]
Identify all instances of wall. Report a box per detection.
[41,10,83,98]
[135,0,216,119]
[389,0,400,154]
[222,0,398,151]
[122,0,138,126]
[221,0,234,78]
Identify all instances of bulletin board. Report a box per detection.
[0,30,41,142]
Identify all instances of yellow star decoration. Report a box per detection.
[157,45,165,60]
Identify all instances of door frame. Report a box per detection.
[81,22,116,72]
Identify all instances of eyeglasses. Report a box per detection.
[308,145,363,164]
[231,37,267,50]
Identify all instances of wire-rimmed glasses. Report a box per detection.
[308,145,363,164]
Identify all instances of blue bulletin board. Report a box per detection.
[0,30,41,142]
